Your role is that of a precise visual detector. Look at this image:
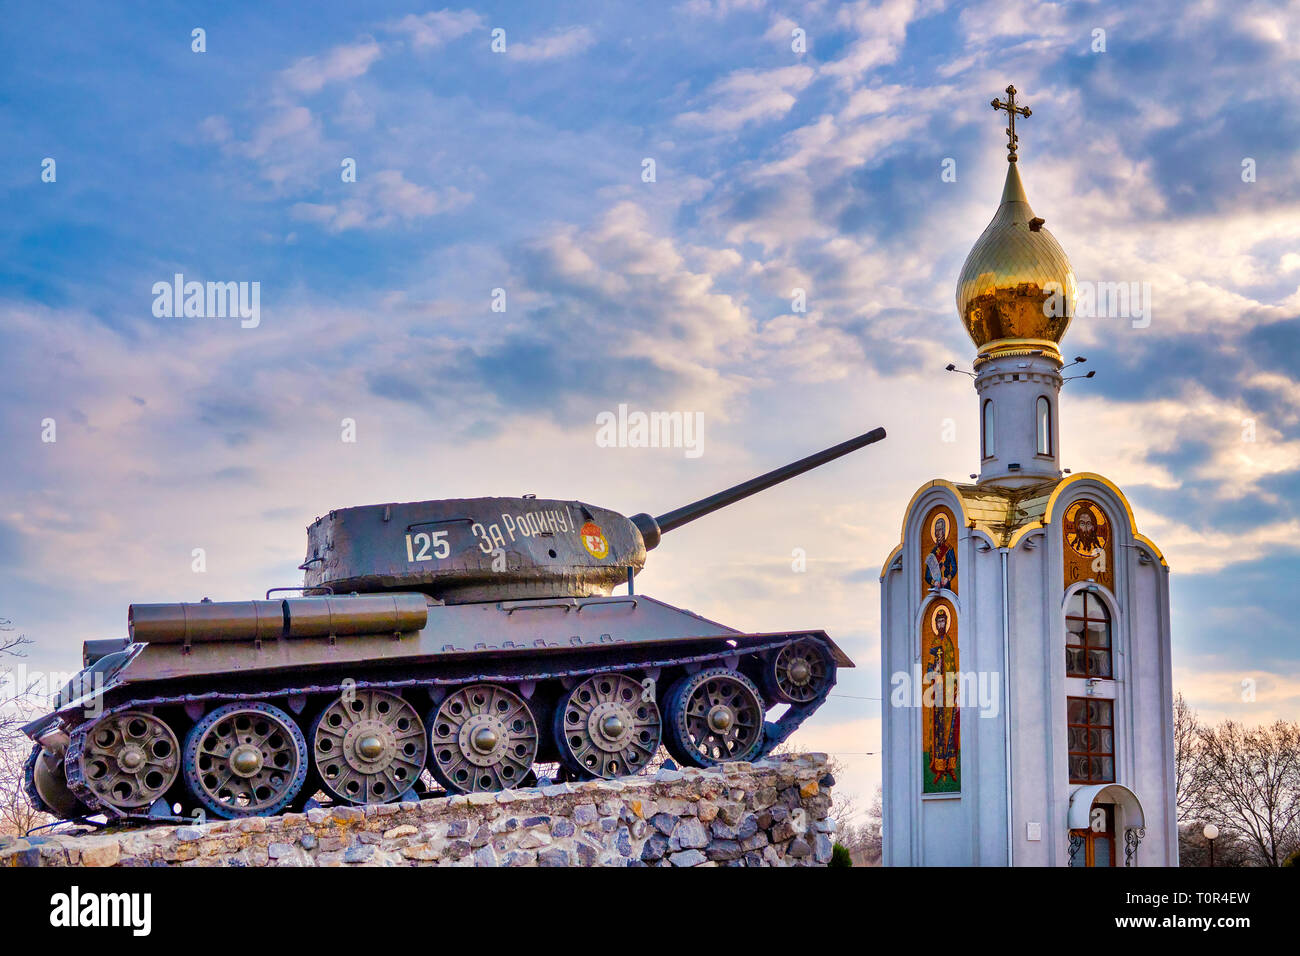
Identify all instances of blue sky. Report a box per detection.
[2,0,1299,814]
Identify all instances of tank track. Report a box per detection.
[61,636,833,820]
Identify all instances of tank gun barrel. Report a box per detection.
[630,426,886,550]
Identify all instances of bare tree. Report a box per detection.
[1178,821,1253,868]
[1196,719,1300,867]
[823,756,856,826]
[1172,692,1204,824]
[0,737,49,835]
[0,617,50,835]
[850,785,883,866]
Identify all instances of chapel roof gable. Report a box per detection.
[952,478,1061,548]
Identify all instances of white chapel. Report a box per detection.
[879,87,1178,867]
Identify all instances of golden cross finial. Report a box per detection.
[990,85,1031,163]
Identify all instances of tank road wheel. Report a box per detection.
[555,673,661,780]
[665,668,765,768]
[428,684,538,794]
[184,702,308,819]
[767,638,835,704]
[75,711,181,812]
[310,689,427,805]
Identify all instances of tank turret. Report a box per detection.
[303,427,886,603]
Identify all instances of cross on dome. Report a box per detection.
[991,85,1032,162]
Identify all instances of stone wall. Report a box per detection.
[1,753,835,867]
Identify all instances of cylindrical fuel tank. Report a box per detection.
[129,600,285,644]
[283,594,428,638]
[128,594,428,644]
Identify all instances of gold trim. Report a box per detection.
[1134,533,1168,568]
[975,338,1063,366]
[879,543,903,581]
[879,480,971,581]
[1042,473,1167,567]
[1005,521,1045,550]
[883,476,1166,572]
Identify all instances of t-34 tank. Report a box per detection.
[23,427,884,821]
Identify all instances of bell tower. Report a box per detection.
[955,87,1074,488]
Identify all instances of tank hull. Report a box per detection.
[25,594,852,821]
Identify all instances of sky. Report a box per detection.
[2,0,1299,819]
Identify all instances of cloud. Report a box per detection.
[387,9,483,49]
[251,104,317,151]
[291,170,472,231]
[676,65,815,131]
[821,0,922,84]
[463,201,755,416]
[280,37,383,94]
[676,0,766,18]
[507,26,596,62]
[1174,665,1300,726]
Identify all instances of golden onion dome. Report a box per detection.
[956,161,1076,363]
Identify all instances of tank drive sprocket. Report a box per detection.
[183,701,309,819]
[70,710,181,813]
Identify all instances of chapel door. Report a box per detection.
[1070,803,1115,866]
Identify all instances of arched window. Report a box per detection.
[1066,590,1111,678]
[1036,396,1052,455]
[982,399,995,458]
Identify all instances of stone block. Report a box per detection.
[669,849,706,867]
[80,843,121,868]
[814,833,833,865]
[401,844,440,861]
[650,812,678,836]
[640,833,669,862]
[344,844,376,863]
[538,847,570,866]
[669,818,708,851]
[707,840,743,862]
